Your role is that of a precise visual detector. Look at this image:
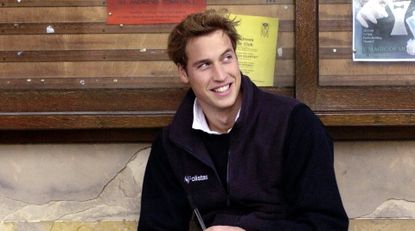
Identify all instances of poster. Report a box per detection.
[232,14,278,86]
[107,0,206,25]
[353,0,415,61]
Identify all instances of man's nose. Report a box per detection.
[212,64,227,81]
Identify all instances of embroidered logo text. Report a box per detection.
[184,175,208,184]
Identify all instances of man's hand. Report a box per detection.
[356,0,390,28]
[205,226,246,231]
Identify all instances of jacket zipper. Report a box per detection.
[182,146,227,195]
[226,150,231,206]
[179,143,232,208]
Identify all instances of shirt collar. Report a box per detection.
[192,98,240,135]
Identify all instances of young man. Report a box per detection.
[138,9,349,231]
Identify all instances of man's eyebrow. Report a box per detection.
[191,59,211,68]
[221,48,234,57]
[191,48,234,68]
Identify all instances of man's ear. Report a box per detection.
[178,64,189,84]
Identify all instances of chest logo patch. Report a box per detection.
[184,175,209,184]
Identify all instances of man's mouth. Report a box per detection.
[213,83,231,93]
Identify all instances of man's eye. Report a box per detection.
[223,54,234,62]
[198,63,209,69]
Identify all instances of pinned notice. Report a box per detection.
[231,14,279,86]
[106,0,206,25]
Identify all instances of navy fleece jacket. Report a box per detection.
[138,76,348,231]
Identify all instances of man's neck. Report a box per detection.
[204,109,239,133]
[202,95,242,134]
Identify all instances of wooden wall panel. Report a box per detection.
[0,60,294,89]
[0,62,177,77]
[0,5,293,23]
[0,7,106,22]
[319,3,350,20]
[319,1,415,86]
[0,0,106,7]
[0,1,294,91]
[0,0,294,131]
[0,34,170,50]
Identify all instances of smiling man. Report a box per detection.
[138,9,349,231]
[178,29,242,134]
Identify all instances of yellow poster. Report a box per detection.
[231,14,279,86]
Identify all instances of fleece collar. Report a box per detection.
[168,75,259,162]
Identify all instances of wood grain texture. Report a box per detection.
[0,23,177,34]
[1,0,414,137]
[0,59,293,79]
[0,49,170,62]
[295,0,415,129]
[0,34,171,50]
[314,87,415,111]
[295,0,318,107]
[319,111,415,126]
[0,61,177,78]
[0,0,296,136]
[0,0,294,7]
[319,4,351,20]
[0,0,105,7]
[0,31,292,50]
[320,60,415,75]
[0,5,293,23]
[0,21,293,35]
[0,48,293,62]
[0,128,161,143]
[0,88,186,112]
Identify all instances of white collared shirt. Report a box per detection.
[192,98,240,135]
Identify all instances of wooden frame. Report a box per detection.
[296,0,415,127]
[1,0,295,142]
[2,0,415,142]
[0,88,183,129]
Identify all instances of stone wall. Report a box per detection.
[0,143,150,230]
[335,141,415,230]
[0,141,414,230]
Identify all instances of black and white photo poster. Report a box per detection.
[353,0,415,61]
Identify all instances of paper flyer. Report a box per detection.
[231,14,279,86]
[353,0,415,61]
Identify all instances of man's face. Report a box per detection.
[178,29,242,115]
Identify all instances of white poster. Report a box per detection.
[353,0,415,61]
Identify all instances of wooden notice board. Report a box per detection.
[295,0,415,139]
[0,0,295,142]
[2,0,414,142]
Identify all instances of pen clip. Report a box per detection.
[194,208,206,230]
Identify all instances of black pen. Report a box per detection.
[194,208,206,230]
